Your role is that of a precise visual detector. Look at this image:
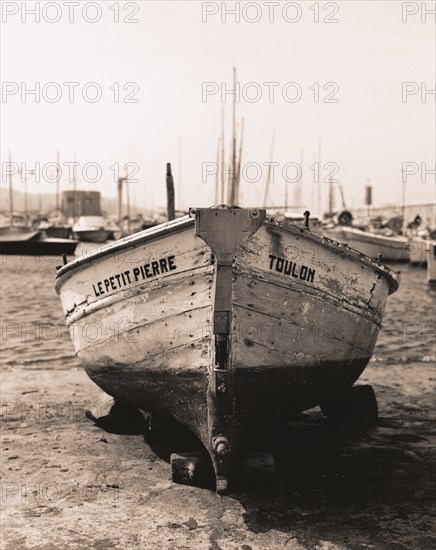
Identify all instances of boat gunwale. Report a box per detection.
[55,212,399,295]
[264,219,399,294]
[55,216,195,290]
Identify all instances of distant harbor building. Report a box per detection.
[61,191,102,218]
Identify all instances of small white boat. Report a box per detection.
[324,226,409,262]
[72,216,116,243]
[56,206,399,493]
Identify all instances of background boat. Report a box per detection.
[324,225,410,262]
[0,231,78,256]
[72,215,118,242]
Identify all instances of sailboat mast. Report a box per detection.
[235,117,244,205]
[56,151,60,213]
[126,166,131,232]
[24,173,28,222]
[338,182,347,210]
[297,145,304,208]
[8,150,13,226]
[284,179,288,212]
[117,177,123,224]
[317,136,322,215]
[263,129,275,206]
[328,177,334,216]
[220,106,225,204]
[401,168,406,229]
[178,137,182,212]
[230,66,237,205]
[215,137,220,205]
[72,155,77,222]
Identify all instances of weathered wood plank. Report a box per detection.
[59,226,212,315]
[75,306,212,365]
[238,224,390,313]
[68,266,212,337]
[231,298,377,369]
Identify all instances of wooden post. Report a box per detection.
[166,163,175,221]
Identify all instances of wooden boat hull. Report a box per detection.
[324,227,409,262]
[56,208,399,492]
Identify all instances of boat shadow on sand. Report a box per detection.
[86,399,434,547]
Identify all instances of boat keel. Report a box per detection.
[194,207,266,494]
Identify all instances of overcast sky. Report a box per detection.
[2,0,435,213]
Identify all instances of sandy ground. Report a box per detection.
[1,362,435,550]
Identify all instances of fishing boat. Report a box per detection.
[324,225,409,262]
[72,216,116,243]
[55,206,399,493]
[0,231,78,256]
[37,217,72,240]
